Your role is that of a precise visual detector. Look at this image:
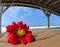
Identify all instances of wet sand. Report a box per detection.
[0,28,60,47]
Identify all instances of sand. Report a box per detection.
[0,28,60,47]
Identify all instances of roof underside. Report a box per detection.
[1,0,60,16]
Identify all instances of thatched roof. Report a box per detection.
[2,0,60,16]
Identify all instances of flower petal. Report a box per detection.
[19,37,27,45]
[17,21,23,28]
[6,25,15,34]
[7,34,19,45]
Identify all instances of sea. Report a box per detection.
[1,26,60,33]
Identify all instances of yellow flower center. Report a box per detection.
[16,28,25,36]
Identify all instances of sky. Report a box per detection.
[2,6,60,26]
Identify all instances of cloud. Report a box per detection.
[3,6,42,19]
[4,6,34,19]
[6,7,19,19]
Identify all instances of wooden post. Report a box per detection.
[0,3,11,34]
[0,6,3,33]
[47,16,50,28]
[43,10,51,28]
[0,9,1,33]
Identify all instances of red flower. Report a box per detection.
[6,21,35,45]
[7,33,19,45]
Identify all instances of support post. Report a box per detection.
[47,15,50,28]
[0,5,3,33]
[43,10,51,28]
[0,2,12,34]
[0,9,1,33]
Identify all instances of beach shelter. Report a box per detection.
[0,0,60,33]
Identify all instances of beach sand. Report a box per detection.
[0,28,60,47]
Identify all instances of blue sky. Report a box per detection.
[2,6,60,26]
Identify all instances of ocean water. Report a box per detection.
[1,26,60,33]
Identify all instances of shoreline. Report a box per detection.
[1,26,60,33]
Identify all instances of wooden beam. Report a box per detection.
[0,4,10,14]
[52,3,60,9]
[51,6,60,12]
[2,6,10,14]
[49,0,60,7]
[38,0,42,4]
[0,0,2,2]
[0,0,2,5]
[43,10,51,17]
[1,2,60,16]
[56,3,60,7]
[44,0,51,5]
[2,2,15,14]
